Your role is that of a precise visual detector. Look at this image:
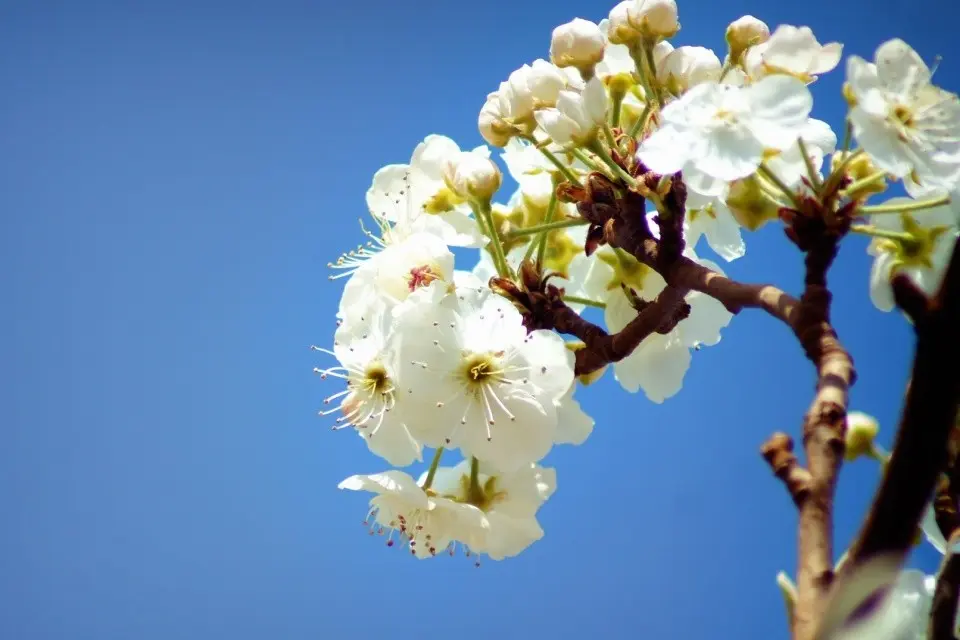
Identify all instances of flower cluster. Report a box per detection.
[318,0,960,571]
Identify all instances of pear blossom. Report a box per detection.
[447,152,502,201]
[338,231,455,325]
[364,138,487,248]
[478,93,515,147]
[744,25,842,83]
[315,306,422,467]
[497,60,578,125]
[596,17,635,78]
[338,470,473,557]
[684,188,745,261]
[550,18,606,72]
[429,460,557,561]
[606,1,641,46]
[501,137,557,205]
[564,240,732,402]
[764,118,837,188]
[657,46,721,96]
[844,411,879,461]
[847,38,960,188]
[394,283,574,473]
[725,15,769,63]
[638,75,813,184]
[866,198,959,312]
[831,570,935,640]
[627,0,679,41]
[554,383,594,445]
[535,76,608,146]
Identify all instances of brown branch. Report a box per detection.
[930,532,960,640]
[827,237,960,635]
[762,433,813,507]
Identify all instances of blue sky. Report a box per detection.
[2,1,958,638]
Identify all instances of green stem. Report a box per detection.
[841,170,887,197]
[602,123,618,151]
[587,139,637,187]
[628,101,653,139]
[562,295,607,308]
[467,456,482,503]
[570,147,605,174]
[529,140,582,188]
[643,44,665,109]
[840,119,853,157]
[508,216,588,238]
[859,193,951,215]
[473,199,511,278]
[797,137,823,192]
[849,224,915,242]
[535,191,560,266]
[610,91,624,129]
[757,162,801,210]
[421,447,445,490]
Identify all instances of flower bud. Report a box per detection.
[551,18,606,73]
[607,1,641,46]
[725,175,781,231]
[479,94,515,147]
[656,46,721,95]
[627,0,679,41]
[725,15,769,63]
[844,411,879,461]
[831,151,887,198]
[451,153,502,201]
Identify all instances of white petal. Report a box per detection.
[746,75,813,150]
[554,387,594,445]
[850,108,913,177]
[697,126,762,181]
[875,38,930,100]
[869,251,897,312]
[638,124,693,175]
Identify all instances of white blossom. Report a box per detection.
[497,60,576,124]
[638,75,812,183]
[847,38,960,188]
[478,93,515,147]
[744,25,842,83]
[338,470,473,557]
[626,0,679,41]
[685,188,745,261]
[867,198,959,312]
[448,152,502,201]
[606,1,642,46]
[316,306,422,467]
[430,460,557,561]
[535,76,608,146]
[394,283,574,473]
[657,46,721,96]
[725,15,769,62]
[550,18,606,72]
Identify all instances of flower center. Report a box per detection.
[361,362,391,394]
[892,104,915,128]
[460,352,504,391]
[407,264,442,291]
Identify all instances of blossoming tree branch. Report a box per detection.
[315,2,960,637]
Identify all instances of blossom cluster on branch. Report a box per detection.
[315,0,960,636]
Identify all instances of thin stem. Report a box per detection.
[840,119,852,157]
[860,193,951,215]
[421,447,445,490]
[535,191,560,266]
[467,456,482,503]
[849,224,915,242]
[643,44,665,109]
[797,137,823,192]
[823,147,864,195]
[524,137,582,188]
[507,217,588,238]
[562,295,607,308]
[757,162,801,210]
[588,139,637,188]
[628,102,653,139]
[840,170,887,198]
[610,91,624,128]
[474,199,511,278]
[602,123,618,151]
[570,147,605,174]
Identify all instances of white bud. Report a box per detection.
[845,411,880,461]
[450,153,502,201]
[479,93,514,147]
[656,46,721,95]
[527,59,568,107]
[607,1,641,46]
[550,18,606,71]
[534,76,607,146]
[500,61,568,123]
[725,15,769,61]
[627,0,679,40]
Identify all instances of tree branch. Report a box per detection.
[827,237,960,635]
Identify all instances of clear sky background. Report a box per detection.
[2,1,958,638]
